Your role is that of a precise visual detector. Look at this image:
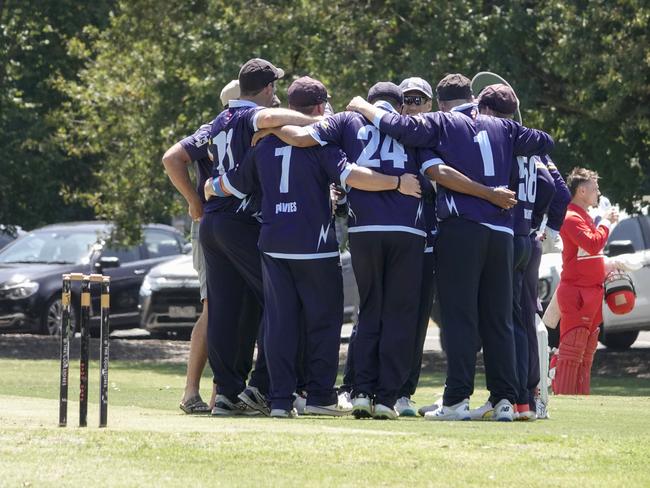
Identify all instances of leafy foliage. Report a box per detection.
[2,0,648,241]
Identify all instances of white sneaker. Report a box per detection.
[394,396,417,417]
[270,408,298,418]
[493,399,514,422]
[337,391,353,410]
[515,409,536,421]
[424,399,470,421]
[535,397,550,420]
[469,401,494,421]
[373,403,398,420]
[292,393,307,415]
[352,393,373,419]
[417,397,443,417]
[304,403,352,417]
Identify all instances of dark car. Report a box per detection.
[0,225,25,250]
[0,221,187,335]
[139,249,359,338]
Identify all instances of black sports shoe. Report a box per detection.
[211,394,259,416]
[238,386,270,416]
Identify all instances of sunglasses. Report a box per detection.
[403,95,430,106]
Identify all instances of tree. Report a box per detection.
[0,0,114,229]
[11,0,648,242]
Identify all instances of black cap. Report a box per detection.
[287,76,328,107]
[477,84,519,115]
[239,58,285,92]
[367,82,403,105]
[436,73,472,101]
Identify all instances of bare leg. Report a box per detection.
[182,300,209,403]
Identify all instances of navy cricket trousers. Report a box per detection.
[522,236,543,407]
[261,254,343,411]
[350,231,424,407]
[512,234,532,405]
[200,212,269,401]
[399,250,435,398]
[436,218,518,406]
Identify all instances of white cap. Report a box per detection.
[399,77,433,99]
[220,79,240,107]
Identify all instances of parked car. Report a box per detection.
[538,214,650,349]
[0,221,187,335]
[0,225,25,250]
[139,254,202,338]
[139,249,359,338]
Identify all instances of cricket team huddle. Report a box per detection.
[164,56,617,421]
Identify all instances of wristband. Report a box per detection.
[212,177,228,198]
[395,175,401,191]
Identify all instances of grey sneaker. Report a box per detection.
[352,393,373,419]
[469,400,494,421]
[292,392,307,415]
[304,403,352,417]
[238,386,270,416]
[270,408,298,418]
[417,397,443,417]
[211,394,259,416]
[424,399,471,421]
[373,403,398,420]
[493,399,514,422]
[394,396,417,417]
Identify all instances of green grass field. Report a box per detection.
[1,358,649,487]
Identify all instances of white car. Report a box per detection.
[538,214,650,349]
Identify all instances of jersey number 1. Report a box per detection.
[473,130,495,176]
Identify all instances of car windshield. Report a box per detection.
[0,230,102,265]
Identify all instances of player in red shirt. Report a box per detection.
[555,168,618,394]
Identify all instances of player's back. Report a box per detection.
[205,101,262,215]
[434,112,520,232]
[253,135,342,258]
[310,111,426,236]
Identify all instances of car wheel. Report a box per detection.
[598,329,639,351]
[41,296,76,336]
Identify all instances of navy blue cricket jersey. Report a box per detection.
[422,178,437,253]
[544,156,571,231]
[179,123,214,206]
[203,100,264,216]
[307,104,431,237]
[222,136,352,259]
[373,110,554,235]
[513,155,540,236]
[530,161,556,233]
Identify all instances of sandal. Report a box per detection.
[179,395,210,414]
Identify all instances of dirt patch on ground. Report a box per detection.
[1,333,648,379]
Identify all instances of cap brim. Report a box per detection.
[471,71,522,123]
[402,85,432,98]
[275,67,285,80]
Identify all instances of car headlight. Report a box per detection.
[0,280,39,300]
[140,275,198,296]
[140,274,154,297]
[538,278,551,302]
